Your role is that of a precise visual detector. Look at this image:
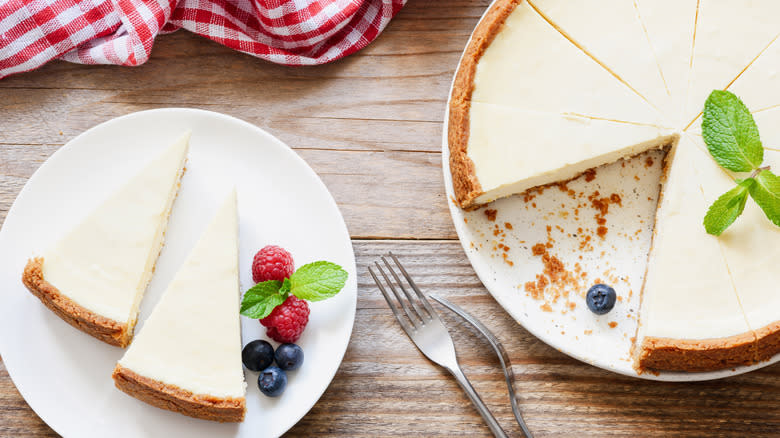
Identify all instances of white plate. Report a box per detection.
[0,109,357,437]
[441,2,779,381]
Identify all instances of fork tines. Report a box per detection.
[368,252,438,332]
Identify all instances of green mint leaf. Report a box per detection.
[702,90,763,172]
[749,169,780,226]
[703,179,752,236]
[240,280,284,319]
[289,261,348,302]
[279,277,292,295]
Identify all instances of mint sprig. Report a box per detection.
[701,90,780,235]
[240,261,348,319]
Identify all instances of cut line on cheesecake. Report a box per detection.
[677,34,778,132]
[525,0,662,115]
[632,0,672,97]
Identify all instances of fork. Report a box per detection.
[368,253,508,438]
[430,295,533,438]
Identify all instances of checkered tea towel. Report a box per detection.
[0,0,406,79]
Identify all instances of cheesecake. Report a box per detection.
[112,191,246,422]
[449,0,780,372]
[22,134,189,347]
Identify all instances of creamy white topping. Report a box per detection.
[684,0,780,124]
[639,139,750,341]
[528,0,672,121]
[634,0,698,128]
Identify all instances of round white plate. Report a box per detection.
[0,109,357,437]
[441,2,778,381]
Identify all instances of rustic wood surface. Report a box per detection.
[1,1,778,437]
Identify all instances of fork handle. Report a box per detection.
[447,365,508,438]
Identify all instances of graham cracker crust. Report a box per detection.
[635,331,758,373]
[448,0,520,210]
[22,257,132,347]
[112,364,246,422]
[755,320,780,362]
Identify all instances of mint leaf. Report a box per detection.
[280,277,292,295]
[240,281,284,319]
[702,90,763,172]
[703,179,752,236]
[749,169,780,226]
[289,261,348,302]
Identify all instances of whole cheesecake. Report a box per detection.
[448,0,780,372]
[113,191,246,422]
[22,134,189,347]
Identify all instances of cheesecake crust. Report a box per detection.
[22,258,133,347]
[448,0,519,209]
[755,320,780,362]
[635,331,757,373]
[112,364,246,422]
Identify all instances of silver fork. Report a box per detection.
[368,253,508,438]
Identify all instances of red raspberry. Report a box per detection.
[252,245,294,283]
[260,295,310,343]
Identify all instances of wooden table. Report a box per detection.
[1,1,778,436]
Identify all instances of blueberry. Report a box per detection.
[274,343,304,371]
[242,340,274,371]
[258,366,287,397]
[586,284,617,315]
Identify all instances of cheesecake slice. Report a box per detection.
[455,103,675,207]
[22,134,190,347]
[633,139,756,372]
[692,138,780,363]
[112,191,246,422]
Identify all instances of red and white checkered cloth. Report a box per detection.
[0,0,406,79]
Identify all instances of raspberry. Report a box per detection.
[252,245,294,283]
[260,295,310,343]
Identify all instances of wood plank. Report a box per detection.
[2,241,778,437]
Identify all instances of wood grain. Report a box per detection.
[1,1,779,437]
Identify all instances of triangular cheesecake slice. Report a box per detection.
[22,134,190,347]
[692,138,780,364]
[633,139,756,372]
[112,191,246,422]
